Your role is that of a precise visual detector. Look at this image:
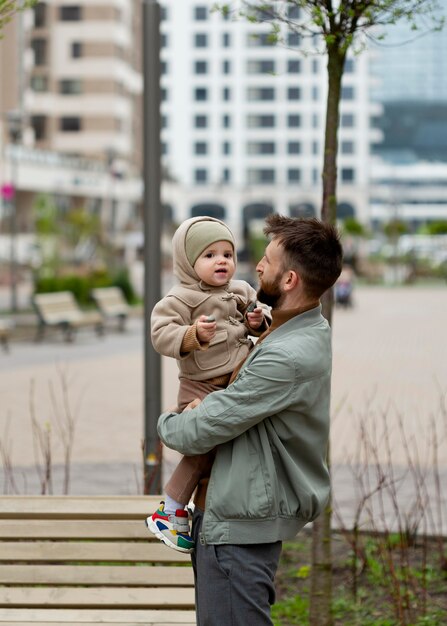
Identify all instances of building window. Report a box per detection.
[194,33,208,47]
[287,141,301,155]
[222,141,231,155]
[222,168,231,183]
[161,142,168,155]
[288,87,301,100]
[287,59,300,73]
[247,114,275,128]
[288,5,301,19]
[161,33,168,47]
[222,114,231,128]
[194,6,208,20]
[30,75,48,92]
[341,86,355,100]
[194,87,208,101]
[222,87,231,101]
[312,59,319,73]
[222,32,231,47]
[247,142,276,155]
[247,32,275,47]
[247,168,275,184]
[59,79,82,94]
[60,5,81,20]
[71,42,83,58]
[345,58,354,73]
[341,168,355,182]
[34,2,47,27]
[195,168,208,184]
[341,113,355,128]
[222,59,231,74]
[247,59,275,74]
[288,168,301,183]
[60,116,81,132]
[247,87,275,101]
[312,113,319,128]
[195,114,208,128]
[160,6,168,20]
[31,115,46,141]
[288,114,301,128]
[312,168,320,184]
[162,115,168,128]
[31,38,47,66]
[287,32,301,47]
[312,141,319,155]
[194,60,208,74]
[194,141,208,155]
[341,140,354,154]
[312,86,319,100]
[161,88,168,101]
[161,61,168,75]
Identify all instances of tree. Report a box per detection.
[0,1,36,33]
[218,2,443,624]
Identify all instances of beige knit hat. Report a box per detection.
[185,220,235,267]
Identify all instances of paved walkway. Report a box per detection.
[1,285,446,532]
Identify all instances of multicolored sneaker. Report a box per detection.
[145,501,194,553]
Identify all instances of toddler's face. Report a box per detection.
[193,240,235,287]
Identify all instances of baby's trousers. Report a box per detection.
[164,377,223,505]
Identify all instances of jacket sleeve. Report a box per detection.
[158,343,302,455]
[151,295,196,359]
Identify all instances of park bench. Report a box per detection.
[33,291,104,342]
[91,286,130,331]
[0,495,195,625]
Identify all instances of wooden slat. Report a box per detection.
[0,587,195,609]
[0,497,159,520]
[0,520,150,540]
[0,542,191,563]
[0,565,194,586]
[0,608,196,624]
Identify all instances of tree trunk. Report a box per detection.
[309,46,345,626]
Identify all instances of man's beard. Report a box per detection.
[257,273,285,309]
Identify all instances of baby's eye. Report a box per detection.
[224,252,233,258]
[205,253,213,258]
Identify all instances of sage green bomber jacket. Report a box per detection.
[157,305,332,545]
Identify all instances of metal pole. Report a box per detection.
[143,0,162,494]
[10,150,18,313]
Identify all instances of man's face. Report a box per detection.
[255,239,286,309]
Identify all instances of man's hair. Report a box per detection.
[264,214,343,298]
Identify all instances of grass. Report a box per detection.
[272,531,447,626]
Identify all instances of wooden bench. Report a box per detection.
[91,287,130,332]
[0,495,195,625]
[33,292,105,342]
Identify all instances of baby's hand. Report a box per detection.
[247,307,264,330]
[196,315,217,342]
[184,398,201,411]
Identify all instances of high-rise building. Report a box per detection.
[160,0,381,243]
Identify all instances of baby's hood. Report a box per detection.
[172,216,236,285]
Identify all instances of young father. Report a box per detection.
[157,215,343,625]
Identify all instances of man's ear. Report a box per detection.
[283,270,299,291]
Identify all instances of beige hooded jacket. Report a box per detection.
[151,216,271,382]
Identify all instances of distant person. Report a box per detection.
[146,216,270,552]
[335,264,354,307]
[157,215,343,626]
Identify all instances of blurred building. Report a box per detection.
[0,0,143,252]
[159,0,382,248]
[369,1,447,230]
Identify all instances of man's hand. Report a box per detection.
[184,398,202,411]
[247,307,264,330]
[196,315,217,342]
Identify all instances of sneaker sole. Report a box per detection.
[145,517,194,554]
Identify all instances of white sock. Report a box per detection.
[164,495,184,515]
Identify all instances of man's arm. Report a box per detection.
[158,345,298,455]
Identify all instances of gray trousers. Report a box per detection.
[191,508,282,626]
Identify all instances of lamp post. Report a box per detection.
[105,146,117,236]
[143,0,162,495]
[6,110,22,313]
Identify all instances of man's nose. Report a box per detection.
[256,258,264,272]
